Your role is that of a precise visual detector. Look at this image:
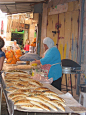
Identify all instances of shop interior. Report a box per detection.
[11,31,24,50]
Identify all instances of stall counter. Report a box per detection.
[1,72,86,115]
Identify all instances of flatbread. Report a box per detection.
[5,73,19,78]
[19,73,30,76]
[14,99,31,105]
[28,79,43,87]
[34,87,50,92]
[31,91,43,95]
[48,100,65,112]
[46,95,65,102]
[30,100,57,111]
[5,77,20,81]
[5,87,17,93]
[5,73,13,77]
[26,95,65,111]
[50,99,66,107]
[19,76,30,81]
[28,84,38,89]
[5,80,20,85]
[30,100,50,111]
[13,89,31,94]
[6,83,15,87]
[11,96,27,102]
[14,73,21,75]
[14,83,30,89]
[36,95,50,101]
[26,96,45,103]
[17,81,29,86]
[7,70,28,73]
[8,93,27,99]
[20,105,43,111]
[42,90,58,96]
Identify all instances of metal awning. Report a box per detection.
[0,0,48,14]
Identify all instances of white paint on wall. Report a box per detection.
[23,30,28,45]
[0,10,7,37]
[49,3,68,15]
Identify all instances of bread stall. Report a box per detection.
[1,50,86,115]
[1,68,86,115]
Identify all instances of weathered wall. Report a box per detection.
[28,13,39,45]
[48,0,78,8]
[81,0,86,76]
[40,3,48,57]
[41,0,80,62]
[41,0,80,87]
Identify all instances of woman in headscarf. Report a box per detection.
[32,37,62,90]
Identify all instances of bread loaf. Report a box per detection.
[21,105,43,110]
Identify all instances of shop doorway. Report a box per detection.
[11,31,24,50]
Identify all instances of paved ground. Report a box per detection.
[1,84,81,115]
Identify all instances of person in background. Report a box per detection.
[12,40,20,51]
[0,36,5,71]
[24,39,30,53]
[31,37,62,91]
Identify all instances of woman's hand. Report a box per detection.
[30,60,36,65]
[34,59,37,61]
[31,59,41,65]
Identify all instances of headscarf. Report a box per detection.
[43,37,54,49]
[14,40,17,42]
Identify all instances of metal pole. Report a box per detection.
[76,0,85,95]
[70,74,73,95]
[27,112,28,115]
[65,74,68,92]
[37,13,42,55]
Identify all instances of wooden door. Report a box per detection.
[47,1,80,61]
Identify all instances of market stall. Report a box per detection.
[1,68,86,115]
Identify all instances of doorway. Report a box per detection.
[11,31,24,50]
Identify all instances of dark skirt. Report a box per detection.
[51,77,62,91]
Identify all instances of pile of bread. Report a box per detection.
[5,72,66,112]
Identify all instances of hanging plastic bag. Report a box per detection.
[31,74,53,84]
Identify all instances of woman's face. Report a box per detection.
[14,41,17,45]
[44,44,48,51]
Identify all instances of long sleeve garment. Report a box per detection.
[40,47,62,81]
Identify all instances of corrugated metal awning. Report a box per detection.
[0,0,48,14]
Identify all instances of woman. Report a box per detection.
[12,40,20,51]
[24,39,30,53]
[32,37,62,90]
[0,37,5,71]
